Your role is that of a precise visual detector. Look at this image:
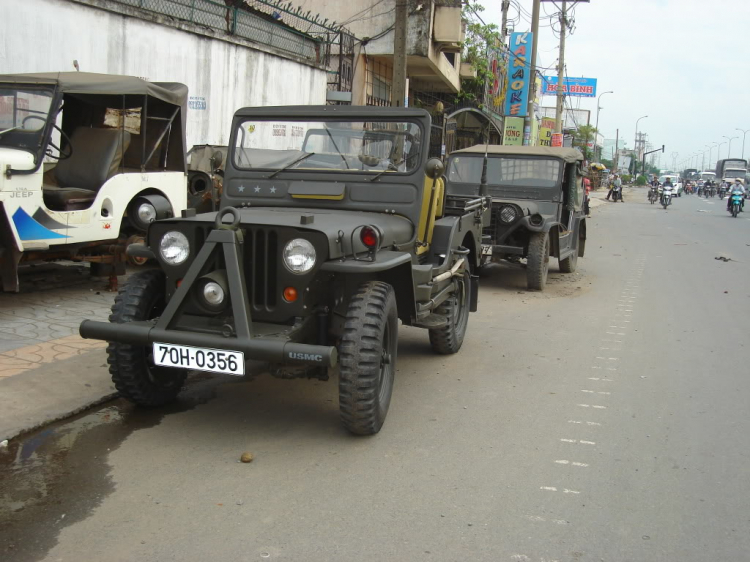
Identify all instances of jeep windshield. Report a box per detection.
[232,120,422,176]
[448,155,563,196]
[0,86,55,153]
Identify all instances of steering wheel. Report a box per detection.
[46,124,73,161]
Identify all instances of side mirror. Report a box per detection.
[425,157,444,180]
[211,150,224,169]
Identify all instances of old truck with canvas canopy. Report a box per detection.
[0,72,211,291]
[444,145,587,290]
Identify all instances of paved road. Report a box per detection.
[1,191,748,562]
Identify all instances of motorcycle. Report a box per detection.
[718,185,727,199]
[611,184,623,202]
[648,186,659,204]
[661,186,673,209]
[729,191,744,217]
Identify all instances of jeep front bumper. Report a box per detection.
[79,320,338,368]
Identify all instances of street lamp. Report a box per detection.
[736,128,750,160]
[707,143,719,170]
[717,141,727,163]
[594,90,613,161]
[723,136,738,158]
[634,115,648,175]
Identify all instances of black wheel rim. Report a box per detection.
[377,323,394,405]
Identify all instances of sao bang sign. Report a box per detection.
[503,32,533,117]
[542,76,598,98]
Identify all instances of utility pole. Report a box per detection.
[500,0,510,44]
[391,0,408,108]
[554,1,567,133]
[555,0,568,133]
[613,128,619,173]
[523,0,541,145]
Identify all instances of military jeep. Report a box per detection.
[445,146,587,290]
[80,106,489,435]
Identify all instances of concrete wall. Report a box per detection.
[0,0,328,147]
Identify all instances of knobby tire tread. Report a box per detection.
[527,232,549,291]
[107,269,186,406]
[338,281,397,435]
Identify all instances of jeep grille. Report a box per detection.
[244,228,278,312]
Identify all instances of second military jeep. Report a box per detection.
[81,106,489,435]
[445,145,587,290]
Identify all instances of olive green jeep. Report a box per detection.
[81,106,489,435]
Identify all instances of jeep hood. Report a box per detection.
[181,207,414,258]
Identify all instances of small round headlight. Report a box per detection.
[159,231,190,265]
[283,238,316,274]
[137,203,157,224]
[499,205,517,223]
[203,281,225,306]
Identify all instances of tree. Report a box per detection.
[572,125,598,162]
[460,1,502,105]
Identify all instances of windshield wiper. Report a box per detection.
[325,129,349,169]
[267,152,316,179]
[0,126,20,138]
[369,163,398,182]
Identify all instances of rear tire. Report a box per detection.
[338,282,398,435]
[527,232,550,291]
[107,269,187,406]
[559,245,578,273]
[429,269,470,354]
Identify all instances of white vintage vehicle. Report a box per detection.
[0,72,195,292]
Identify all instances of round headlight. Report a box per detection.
[499,205,517,223]
[283,238,316,274]
[137,203,157,224]
[159,231,190,265]
[203,281,225,306]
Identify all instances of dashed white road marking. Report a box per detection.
[561,438,596,445]
[588,377,613,381]
[540,486,558,492]
[555,460,589,467]
[568,420,602,426]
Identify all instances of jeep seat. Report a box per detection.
[44,128,131,211]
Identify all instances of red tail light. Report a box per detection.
[360,226,379,248]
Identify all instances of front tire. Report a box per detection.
[338,282,398,435]
[527,232,550,290]
[107,270,187,406]
[429,269,470,355]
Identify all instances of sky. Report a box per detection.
[484,0,750,171]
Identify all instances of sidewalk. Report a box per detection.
[0,264,119,442]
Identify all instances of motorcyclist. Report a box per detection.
[727,179,746,211]
[661,177,674,205]
[608,174,623,201]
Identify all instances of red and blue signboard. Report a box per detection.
[504,32,533,118]
[542,76,597,98]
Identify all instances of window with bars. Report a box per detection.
[365,59,393,106]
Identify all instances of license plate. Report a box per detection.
[152,343,245,376]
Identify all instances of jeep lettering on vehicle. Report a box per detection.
[289,352,323,362]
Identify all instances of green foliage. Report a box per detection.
[636,175,647,186]
[460,1,502,104]
[572,125,598,161]
[621,174,632,183]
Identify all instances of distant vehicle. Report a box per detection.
[682,168,699,181]
[715,158,747,184]
[699,171,716,183]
